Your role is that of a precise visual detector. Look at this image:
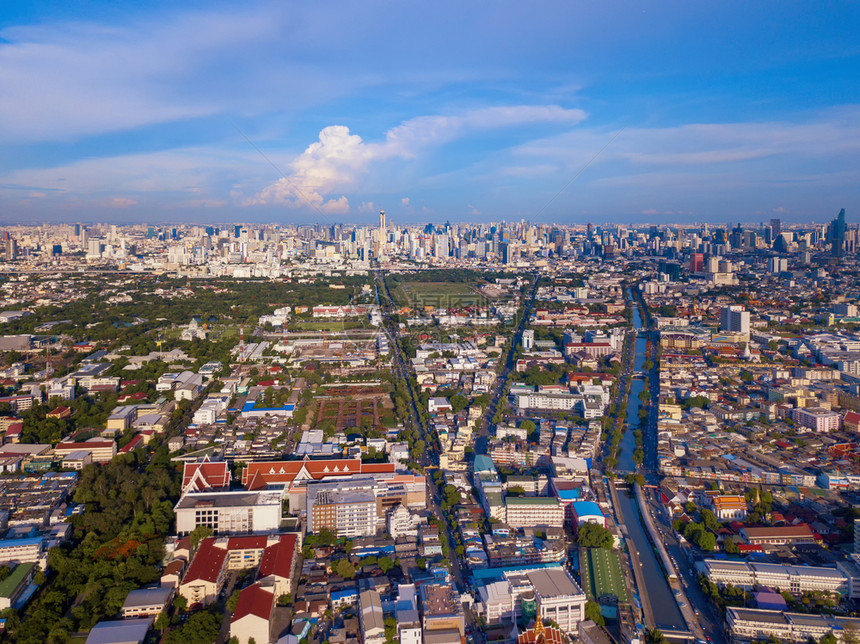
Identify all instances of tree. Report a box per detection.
[724,537,740,555]
[188,525,213,551]
[172,596,187,613]
[585,600,605,626]
[821,633,838,644]
[646,630,669,644]
[334,559,356,579]
[165,610,220,644]
[384,616,397,644]
[697,531,716,551]
[520,419,536,433]
[449,394,468,413]
[442,484,462,510]
[378,556,395,573]
[577,523,614,549]
[701,508,721,532]
[155,611,169,634]
[227,589,241,613]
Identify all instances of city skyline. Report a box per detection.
[1,1,859,225]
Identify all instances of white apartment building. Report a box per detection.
[704,560,848,594]
[721,305,750,334]
[174,491,282,535]
[727,608,860,644]
[505,497,565,529]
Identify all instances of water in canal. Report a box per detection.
[615,488,687,632]
[619,291,647,472]
[616,289,686,631]
[617,378,644,472]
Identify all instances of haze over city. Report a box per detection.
[1,1,859,225]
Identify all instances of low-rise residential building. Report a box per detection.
[727,608,860,644]
[359,589,385,644]
[54,439,116,463]
[0,562,34,610]
[739,525,817,546]
[121,586,173,618]
[230,582,274,644]
[704,560,848,594]
[505,497,565,529]
[174,490,282,536]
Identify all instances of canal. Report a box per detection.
[617,288,687,632]
[615,488,687,632]
[618,293,647,472]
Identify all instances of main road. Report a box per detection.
[373,270,475,608]
[474,273,540,454]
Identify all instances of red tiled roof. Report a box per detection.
[119,435,144,453]
[183,538,226,584]
[56,440,113,449]
[258,534,298,581]
[241,458,394,486]
[182,461,230,493]
[162,560,185,576]
[231,582,274,623]
[517,625,565,644]
[227,536,268,550]
[118,392,148,402]
[845,411,860,425]
[246,471,267,491]
[743,524,814,538]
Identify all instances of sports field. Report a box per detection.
[580,547,628,602]
[392,281,484,310]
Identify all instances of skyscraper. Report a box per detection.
[770,218,781,239]
[720,306,750,335]
[829,208,847,258]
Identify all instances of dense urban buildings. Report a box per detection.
[0,213,860,644]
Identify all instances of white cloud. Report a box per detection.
[401,197,410,206]
[358,201,376,213]
[104,197,137,208]
[0,11,281,142]
[249,105,586,208]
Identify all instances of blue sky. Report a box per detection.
[1,1,858,225]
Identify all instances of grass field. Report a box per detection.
[392,281,485,309]
[580,547,628,602]
[287,320,367,331]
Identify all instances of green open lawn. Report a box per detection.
[287,320,367,331]
[392,281,485,310]
[580,547,627,602]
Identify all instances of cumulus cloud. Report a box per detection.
[248,105,586,210]
[401,197,410,206]
[244,125,374,212]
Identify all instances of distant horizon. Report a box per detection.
[1,2,858,223]
[0,212,849,230]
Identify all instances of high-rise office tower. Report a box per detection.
[720,306,750,334]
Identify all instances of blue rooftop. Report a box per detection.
[571,501,603,517]
[0,536,43,549]
[241,401,295,413]
[473,454,496,473]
